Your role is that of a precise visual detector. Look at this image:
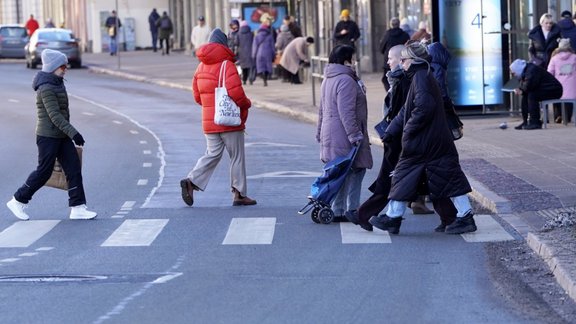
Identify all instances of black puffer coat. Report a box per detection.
[384,65,471,201]
[528,24,561,68]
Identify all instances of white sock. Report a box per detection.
[385,200,408,218]
[450,195,473,218]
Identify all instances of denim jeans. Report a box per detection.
[109,36,118,54]
[331,168,366,216]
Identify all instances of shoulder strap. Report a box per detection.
[218,61,227,88]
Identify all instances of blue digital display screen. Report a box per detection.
[438,0,503,106]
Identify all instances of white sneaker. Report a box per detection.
[70,204,97,220]
[6,197,29,221]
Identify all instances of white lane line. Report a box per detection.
[137,179,149,185]
[116,211,130,214]
[8,99,19,103]
[461,214,515,242]
[143,150,152,155]
[36,247,54,251]
[112,120,122,124]
[82,112,95,116]
[122,201,136,209]
[139,140,148,144]
[129,130,139,134]
[340,223,392,244]
[0,258,20,263]
[222,218,276,245]
[111,215,125,219]
[143,162,152,168]
[0,220,60,248]
[102,219,169,247]
[18,252,38,257]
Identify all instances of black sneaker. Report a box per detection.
[524,122,542,130]
[345,210,373,232]
[514,121,526,130]
[332,215,350,223]
[445,213,477,234]
[368,214,402,234]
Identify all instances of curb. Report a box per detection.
[86,64,576,304]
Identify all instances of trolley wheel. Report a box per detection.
[318,208,334,224]
[311,208,321,224]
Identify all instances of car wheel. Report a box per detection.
[30,61,37,69]
[71,61,82,69]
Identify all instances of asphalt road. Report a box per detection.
[0,63,573,323]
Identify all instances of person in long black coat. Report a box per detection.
[528,13,561,68]
[379,17,410,91]
[369,42,476,235]
[237,21,255,85]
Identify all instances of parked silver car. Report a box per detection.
[25,28,82,69]
[0,25,28,58]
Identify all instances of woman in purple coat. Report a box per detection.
[252,21,276,86]
[316,45,373,220]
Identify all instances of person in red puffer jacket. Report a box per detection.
[180,28,256,207]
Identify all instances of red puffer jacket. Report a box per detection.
[193,43,252,133]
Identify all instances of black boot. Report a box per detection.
[263,73,268,87]
[344,210,373,232]
[368,214,403,234]
[514,121,526,130]
[524,120,542,130]
[445,212,477,234]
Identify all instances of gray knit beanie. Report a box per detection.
[208,28,228,47]
[509,59,526,78]
[41,49,68,73]
[400,42,431,64]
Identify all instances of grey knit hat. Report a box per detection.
[41,49,68,73]
[208,28,228,47]
[400,41,431,64]
[509,59,526,78]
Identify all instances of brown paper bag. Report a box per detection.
[45,147,83,190]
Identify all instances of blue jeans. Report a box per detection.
[331,168,366,216]
[109,36,118,54]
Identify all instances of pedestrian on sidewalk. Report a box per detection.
[227,19,240,58]
[148,8,160,52]
[332,9,361,49]
[547,38,576,123]
[156,11,173,56]
[181,28,256,207]
[316,45,373,221]
[191,16,210,57]
[25,14,39,36]
[379,17,410,91]
[510,58,563,129]
[252,14,276,86]
[237,21,255,85]
[370,41,476,235]
[105,10,122,56]
[279,36,314,84]
[6,49,97,221]
[275,25,295,82]
[558,10,576,51]
[528,13,561,68]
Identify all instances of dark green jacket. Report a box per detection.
[33,72,79,139]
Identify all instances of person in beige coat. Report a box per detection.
[279,36,314,84]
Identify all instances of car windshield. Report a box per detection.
[0,27,27,38]
[38,31,74,41]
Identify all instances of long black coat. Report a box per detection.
[385,65,471,201]
[528,24,561,68]
[237,26,254,69]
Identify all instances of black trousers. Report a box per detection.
[521,87,563,124]
[160,38,169,54]
[151,31,158,51]
[15,136,86,207]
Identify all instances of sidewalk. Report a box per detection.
[82,50,576,302]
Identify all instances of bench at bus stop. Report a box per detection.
[540,99,576,128]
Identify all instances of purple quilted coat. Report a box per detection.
[316,63,373,169]
[251,25,275,74]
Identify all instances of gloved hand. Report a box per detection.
[73,133,85,146]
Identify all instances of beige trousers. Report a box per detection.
[187,131,247,196]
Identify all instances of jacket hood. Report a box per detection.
[196,43,236,65]
[324,63,359,80]
[239,26,252,34]
[554,51,574,61]
[32,71,63,91]
[427,42,451,69]
[388,27,408,37]
[558,18,576,31]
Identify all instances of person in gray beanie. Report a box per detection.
[6,49,97,221]
[510,58,563,129]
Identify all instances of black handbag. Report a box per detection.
[444,98,463,140]
[374,118,390,139]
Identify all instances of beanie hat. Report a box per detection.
[341,9,350,18]
[558,38,571,49]
[509,59,527,78]
[41,49,68,73]
[240,20,248,27]
[561,10,572,18]
[208,28,228,47]
[230,19,239,27]
[401,41,431,64]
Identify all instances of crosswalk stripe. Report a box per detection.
[340,223,391,244]
[0,220,60,248]
[222,218,276,245]
[461,214,514,242]
[101,219,169,247]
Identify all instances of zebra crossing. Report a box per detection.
[0,215,514,249]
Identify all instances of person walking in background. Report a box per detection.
[411,21,432,43]
[191,16,210,57]
[148,8,160,52]
[371,42,476,235]
[316,45,373,222]
[25,14,39,36]
[547,38,576,123]
[558,11,576,51]
[279,36,314,84]
[105,10,122,56]
[528,13,561,68]
[44,18,55,28]
[237,21,255,85]
[379,17,410,91]
[400,17,415,38]
[6,49,97,221]
[333,9,361,48]
[275,24,295,82]
[510,58,563,129]
[181,28,256,207]
[227,20,240,57]
[156,11,173,56]
[283,15,303,38]
[252,15,275,87]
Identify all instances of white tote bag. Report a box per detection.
[214,61,241,126]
